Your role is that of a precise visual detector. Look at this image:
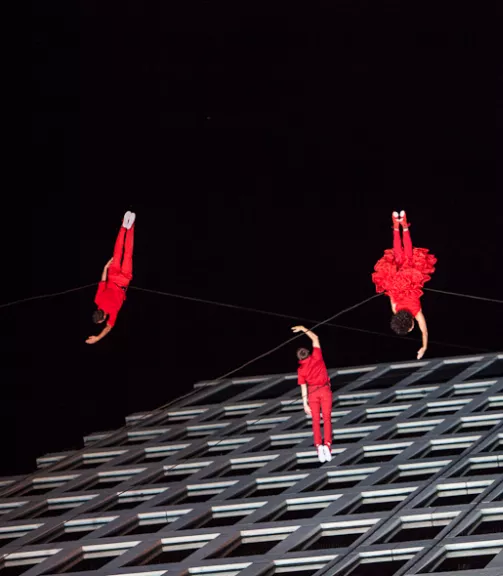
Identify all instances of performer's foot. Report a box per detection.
[317,445,327,463]
[125,212,136,230]
[122,211,132,228]
[399,210,410,230]
[322,444,332,462]
[392,211,400,230]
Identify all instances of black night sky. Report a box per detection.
[5,1,501,476]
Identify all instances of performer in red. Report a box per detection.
[372,210,436,359]
[292,325,333,463]
[86,211,136,344]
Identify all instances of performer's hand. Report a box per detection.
[304,403,312,416]
[417,346,427,360]
[292,325,306,333]
[86,336,99,344]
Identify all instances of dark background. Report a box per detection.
[5,1,501,476]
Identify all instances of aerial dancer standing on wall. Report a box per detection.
[86,211,136,344]
[292,325,333,463]
[372,210,437,359]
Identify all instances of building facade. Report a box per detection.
[1,353,502,576]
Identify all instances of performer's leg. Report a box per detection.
[111,226,126,272]
[393,228,403,262]
[121,225,134,280]
[309,391,322,447]
[320,387,333,447]
[402,224,413,259]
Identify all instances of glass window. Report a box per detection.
[261,496,339,522]
[471,358,503,379]
[450,456,503,478]
[185,504,264,529]
[303,468,377,492]
[417,400,470,416]
[418,481,493,508]
[344,443,410,465]
[419,543,501,572]
[34,517,113,544]
[208,528,296,558]
[442,381,493,398]
[376,513,457,543]
[376,462,449,485]
[51,545,134,573]
[447,416,501,435]
[237,475,306,498]
[460,509,503,536]
[412,360,476,385]
[411,438,476,459]
[169,482,237,504]
[341,488,416,514]
[127,536,217,565]
[293,520,377,550]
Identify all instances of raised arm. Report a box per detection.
[101,258,113,281]
[415,310,428,359]
[291,325,320,348]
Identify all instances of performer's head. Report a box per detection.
[92,309,107,324]
[297,347,310,361]
[390,310,415,335]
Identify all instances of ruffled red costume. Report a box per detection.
[372,245,436,317]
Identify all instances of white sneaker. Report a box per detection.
[124,212,136,229]
[122,211,132,228]
[322,445,332,462]
[317,445,327,463]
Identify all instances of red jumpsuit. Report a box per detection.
[94,225,134,327]
[298,347,332,447]
[372,227,436,315]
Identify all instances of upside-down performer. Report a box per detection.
[292,325,333,463]
[372,210,436,359]
[86,211,136,344]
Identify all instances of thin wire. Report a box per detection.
[131,286,489,353]
[215,293,381,380]
[424,287,503,305]
[0,283,98,309]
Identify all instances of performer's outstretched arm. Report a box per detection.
[415,310,428,359]
[292,325,320,348]
[86,324,112,344]
[101,258,113,281]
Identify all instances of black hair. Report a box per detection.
[297,347,310,360]
[92,309,106,324]
[390,309,414,335]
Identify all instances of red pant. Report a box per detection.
[308,385,333,447]
[393,228,413,266]
[108,225,134,286]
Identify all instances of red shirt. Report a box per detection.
[297,347,330,387]
[94,281,126,327]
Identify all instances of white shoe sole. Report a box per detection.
[317,448,327,463]
[124,212,136,229]
[123,211,132,228]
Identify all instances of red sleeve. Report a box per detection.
[106,309,117,328]
[311,347,323,360]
